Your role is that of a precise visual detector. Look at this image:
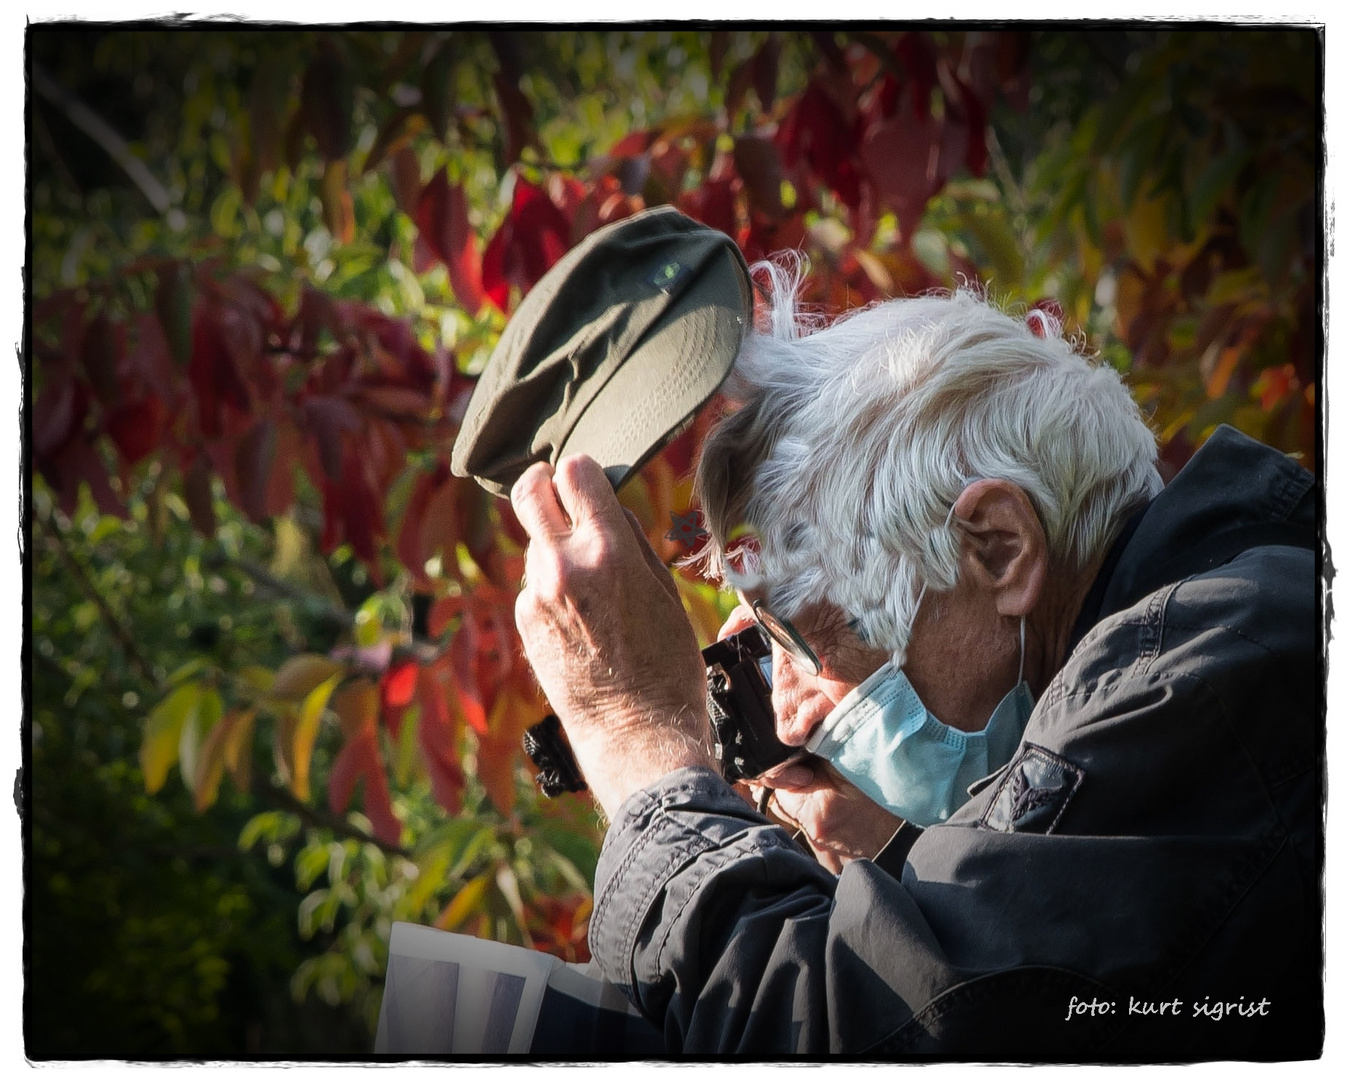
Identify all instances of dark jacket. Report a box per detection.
[587,426,1321,1060]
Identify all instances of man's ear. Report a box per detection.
[950,479,1047,617]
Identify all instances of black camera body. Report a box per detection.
[702,625,797,782]
[523,625,795,795]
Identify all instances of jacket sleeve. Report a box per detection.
[584,547,1320,1057]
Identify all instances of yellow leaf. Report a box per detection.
[1122,190,1175,276]
[194,707,254,812]
[224,708,256,795]
[495,864,533,947]
[677,573,727,649]
[272,654,345,701]
[179,686,223,797]
[290,673,341,801]
[140,682,200,795]
[331,678,379,740]
[1206,267,1266,307]
[437,870,492,931]
[274,707,297,787]
[236,665,276,697]
[406,845,451,916]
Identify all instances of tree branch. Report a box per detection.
[253,776,413,860]
[31,60,173,215]
[38,514,157,686]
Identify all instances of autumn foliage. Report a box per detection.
[31,29,1318,980]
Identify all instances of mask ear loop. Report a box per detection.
[1017,616,1026,685]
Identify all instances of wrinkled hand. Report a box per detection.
[713,607,902,873]
[756,758,904,874]
[511,455,715,817]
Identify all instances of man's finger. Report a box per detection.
[552,454,626,533]
[510,462,571,540]
[717,604,757,642]
[622,509,680,602]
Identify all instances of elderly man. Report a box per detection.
[489,222,1318,1057]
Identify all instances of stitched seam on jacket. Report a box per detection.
[1134,584,1177,675]
[626,810,719,1015]
[1269,460,1313,519]
[651,830,804,976]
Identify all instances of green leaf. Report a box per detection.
[438,870,492,931]
[448,824,497,880]
[1186,144,1251,230]
[139,681,200,794]
[956,208,1024,291]
[296,843,331,891]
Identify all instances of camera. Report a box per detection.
[523,625,796,795]
[702,625,798,782]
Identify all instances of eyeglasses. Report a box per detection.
[743,595,822,676]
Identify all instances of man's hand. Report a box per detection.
[714,607,902,873]
[757,758,903,874]
[511,455,715,818]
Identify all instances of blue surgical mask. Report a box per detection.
[805,618,1034,827]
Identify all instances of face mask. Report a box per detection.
[805,618,1034,827]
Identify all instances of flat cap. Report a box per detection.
[450,205,753,497]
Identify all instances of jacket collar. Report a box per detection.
[1068,425,1315,650]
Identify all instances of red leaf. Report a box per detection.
[189,300,251,438]
[710,32,730,80]
[416,170,486,316]
[678,178,738,239]
[265,419,301,518]
[155,261,194,367]
[895,33,938,121]
[235,417,277,523]
[301,38,354,162]
[104,393,165,466]
[396,462,453,585]
[492,71,536,166]
[725,59,754,120]
[40,435,122,519]
[389,143,422,217]
[130,313,180,399]
[450,624,489,737]
[328,727,402,847]
[183,454,217,537]
[752,35,781,113]
[324,445,385,579]
[733,135,785,219]
[381,660,418,710]
[609,129,656,158]
[79,312,125,406]
[34,374,88,459]
[481,175,572,312]
[302,394,362,480]
[327,729,366,815]
[481,226,510,312]
[777,81,863,209]
[291,287,339,360]
[417,661,466,814]
[861,111,944,242]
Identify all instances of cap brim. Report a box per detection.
[559,262,747,490]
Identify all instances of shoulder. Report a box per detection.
[1011,543,1317,836]
[1047,543,1315,717]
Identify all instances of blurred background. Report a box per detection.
[26,26,1320,1058]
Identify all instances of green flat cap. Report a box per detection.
[450,205,753,497]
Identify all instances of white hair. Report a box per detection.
[693,259,1163,667]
